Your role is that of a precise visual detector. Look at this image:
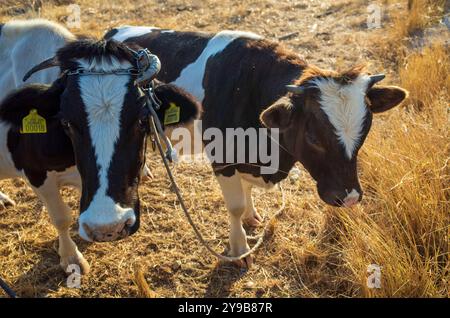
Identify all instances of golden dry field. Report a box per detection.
[0,0,448,298]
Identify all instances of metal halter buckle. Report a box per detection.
[135,48,152,72]
[132,48,161,87]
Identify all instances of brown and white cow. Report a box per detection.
[0,21,200,273]
[106,26,408,266]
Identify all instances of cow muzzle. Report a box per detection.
[319,187,362,207]
[81,221,132,242]
[78,206,136,242]
[342,189,361,207]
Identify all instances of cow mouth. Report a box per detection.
[82,223,131,242]
[325,199,343,207]
[317,187,362,208]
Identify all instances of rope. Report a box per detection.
[149,115,286,262]
[0,277,16,298]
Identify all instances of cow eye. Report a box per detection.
[305,130,326,153]
[306,131,318,145]
[60,118,71,130]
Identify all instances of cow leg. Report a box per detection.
[216,173,252,268]
[32,178,90,274]
[0,191,15,209]
[241,181,263,227]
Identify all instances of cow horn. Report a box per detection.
[368,74,385,88]
[23,56,60,82]
[286,85,305,94]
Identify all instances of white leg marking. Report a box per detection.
[32,174,90,274]
[241,180,263,227]
[216,173,252,267]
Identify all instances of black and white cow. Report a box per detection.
[106,26,408,266]
[0,21,200,273]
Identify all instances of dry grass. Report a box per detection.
[400,44,450,109]
[0,0,448,298]
[372,0,447,66]
[399,0,445,36]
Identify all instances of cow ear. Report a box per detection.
[260,97,293,131]
[367,85,408,113]
[0,81,64,128]
[153,83,202,126]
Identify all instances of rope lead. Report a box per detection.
[148,107,286,263]
[0,277,16,298]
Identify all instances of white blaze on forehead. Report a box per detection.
[77,57,136,238]
[172,30,263,102]
[312,74,370,159]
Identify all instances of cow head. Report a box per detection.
[1,39,200,242]
[261,66,408,207]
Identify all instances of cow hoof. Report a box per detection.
[230,245,253,269]
[0,192,16,210]
[233,255,253,269]
[60,252,90,275]
[141,172,154,181]
[141,164,154,181]
[242,211,263,227]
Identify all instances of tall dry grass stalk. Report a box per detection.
[402,0,446,36]
[399,44,449,109]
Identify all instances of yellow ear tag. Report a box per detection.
[164,102,180,125]
[20,109,47,134]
